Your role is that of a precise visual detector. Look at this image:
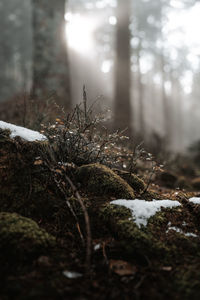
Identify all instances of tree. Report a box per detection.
[0,0,32,102]
[32,0,70,106]
[113,0,132,135]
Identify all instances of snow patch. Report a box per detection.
[94,244,101,251]
[63,270,82,279]
[167,225,198,238]
[110,199,181,228]
[189,197,200,204]
[0,121,47,142]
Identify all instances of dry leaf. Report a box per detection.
[55,169,62,174]
[56,118,64,125]
[109,259,137,276]
[34,160,43,165]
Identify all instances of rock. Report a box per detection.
[113,169,146,193]
[98,200,200,260]
[76,163,135,199]
[0,212,55,261]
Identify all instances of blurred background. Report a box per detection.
[0,0,200,155]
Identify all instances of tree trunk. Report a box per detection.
[171,74,183,151]
[114,0,132,136]
[160,54,171,148]
[137,41,145,139]
[32,0,70,107]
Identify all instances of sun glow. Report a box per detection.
[164,3,200,94]
[165,3,200,60]
[65,13,97,54]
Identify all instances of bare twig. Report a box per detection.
[64,173,92,272]
[40,152,92,270]
[83,85,87,124]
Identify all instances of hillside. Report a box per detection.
[1,120,200,300]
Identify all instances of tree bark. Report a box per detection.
[114,0,132,136]
[32,0,70,107]
[137,41,145,139]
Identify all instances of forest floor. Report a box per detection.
[1,121,200,300]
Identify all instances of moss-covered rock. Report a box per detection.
[98,200,200,260]
[99,203,168,258]
[0,212,55,261]
[0,133,67,219]
[113,169,146,193]
[76,163,135,199]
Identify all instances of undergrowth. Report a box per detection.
[39,90,157,174]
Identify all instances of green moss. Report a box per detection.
[0,128,11,141]
[114,169,146,193]
[148,210,167,226]
[0,212,55,261]
[98,202,200,261]
[99,203,168,258]
[0,137,68,220]
[140,190,161,200]
[76,163,135,199]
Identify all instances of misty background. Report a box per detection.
[0,0,200,154]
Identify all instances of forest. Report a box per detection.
[1,0,200,299]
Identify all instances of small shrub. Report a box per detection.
[42,98,133,168]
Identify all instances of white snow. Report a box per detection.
[110,199,181,228]
[189,197,200,204]
[0,120,47,142]
[185,232,198,237]
[94,243,101,251]
[167,225,198,238]
[63,270,82,279]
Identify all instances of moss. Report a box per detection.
[0,128,11,141]
[98,201,200,261]
[99,203,168,258]
[100,203,132,222]
[76,163,135,199]
[140,190,161,200]
[148,210,167,226]
[0,136,68,220]
[175,263,200,299]
[114,169,146,193]
[0,212,55,261]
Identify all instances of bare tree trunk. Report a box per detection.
[160,54,172,147]
[114,0,132,136]
[137,41,145,139]
[171,74,183,151]
[32,0,70,107]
